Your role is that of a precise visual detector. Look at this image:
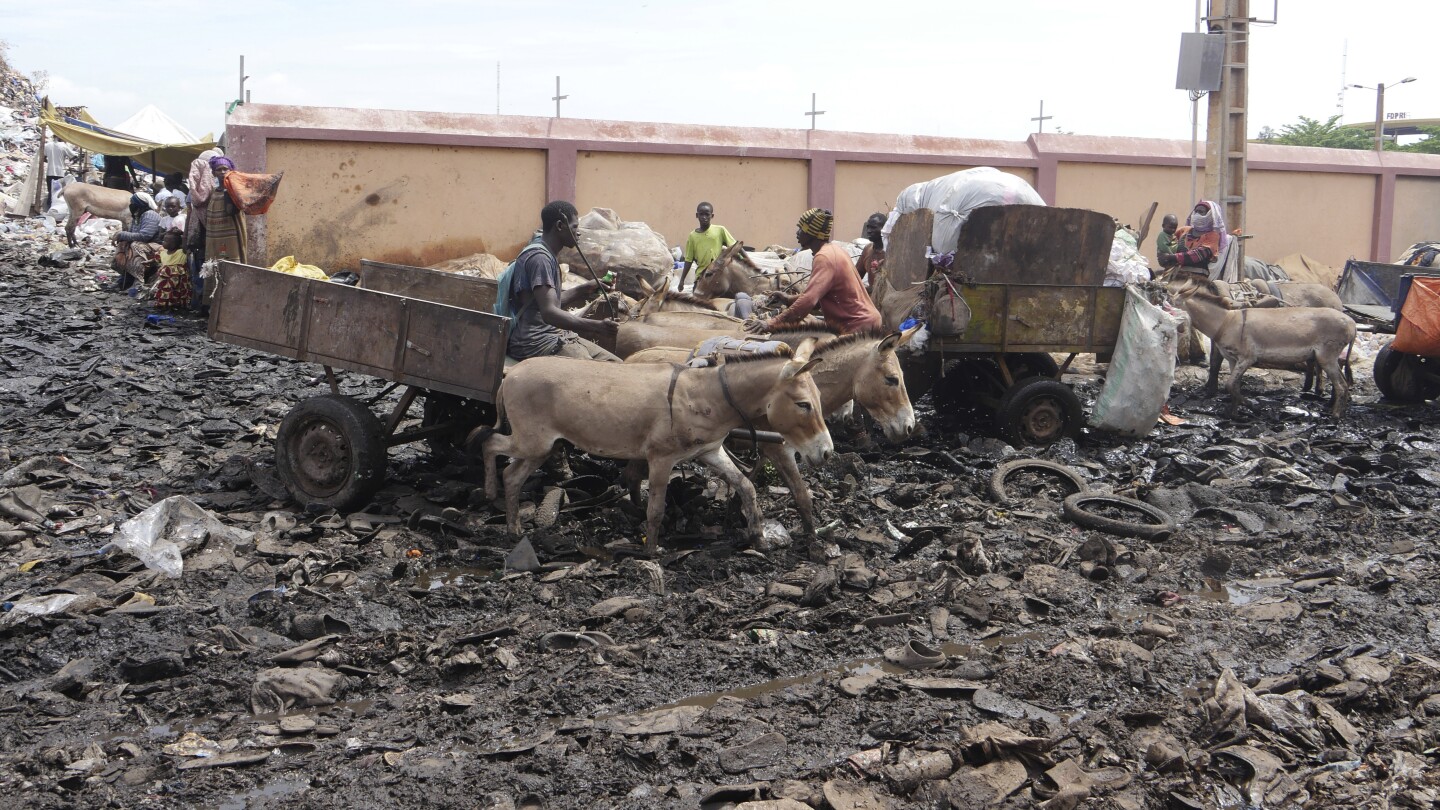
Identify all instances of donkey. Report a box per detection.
[1171,278,1356,418]
[62,183,133,247]
[482,341,833,553]
[615,321,746,359]
[624,329,917,533]
[694,242,809,299]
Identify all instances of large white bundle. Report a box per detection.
[557,208,674,295]
[883,167,1044,254]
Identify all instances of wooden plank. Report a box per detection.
[927,284,1123,354]
[955,206,1114,286]
[208,261,508,402]
[360,259,498,313]
[883,209,935,292]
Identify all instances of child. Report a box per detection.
[680,201,736,289]
[153,229,193,312]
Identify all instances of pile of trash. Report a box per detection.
[0,48,42,217]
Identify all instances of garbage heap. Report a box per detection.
[0,48,42,217]
[0,50,118,284]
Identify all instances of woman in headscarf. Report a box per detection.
[112,192,163,291]
[203,155,246,277]
[185,148,222,307]
[1164,200,1230,272]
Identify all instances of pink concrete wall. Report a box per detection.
[226,104,1440,271]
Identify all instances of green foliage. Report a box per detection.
[1396,127,1440,154]
[1270,115,1375,149]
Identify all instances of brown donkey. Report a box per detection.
[482,341,833,552]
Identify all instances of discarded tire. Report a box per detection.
[996,378,1084,447]
[989,459,1089,505]
[275,394,387,512]
[1062,493,1176,542]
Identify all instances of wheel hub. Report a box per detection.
[292,419,350,496]
[1019,397,1065,444]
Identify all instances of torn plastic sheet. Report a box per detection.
[107,495,253,578]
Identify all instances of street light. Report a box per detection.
[1350,77,1418,152]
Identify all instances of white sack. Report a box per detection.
[1088,285,1179,437]
[882,167,1044,254]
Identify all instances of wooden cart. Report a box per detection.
[207,260,508,511]
[884,206,1124,446]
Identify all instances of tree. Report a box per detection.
[1267,115,1375,149]
[1396,127,1440,155]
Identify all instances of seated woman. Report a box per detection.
[1162,200,1230,273]
[112,193,163,291]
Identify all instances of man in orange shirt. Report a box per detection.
[752,208,880,334]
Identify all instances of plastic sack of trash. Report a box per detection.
[109,495,251,578]
[270,255,329,280]
[1105,228,1152,287]
[882,167,1044,253]
[1089,285,1179,437]
[556,208,674,298]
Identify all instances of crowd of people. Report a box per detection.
[102,150,248,314]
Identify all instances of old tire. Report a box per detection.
[996,378,1084,447]
[989,459,1089,505]
[1062,493,1176,542]
[275,395,387,512]
[422,392,496,458]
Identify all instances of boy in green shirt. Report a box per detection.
[1155,214,1180,270]
[680,201,737,289]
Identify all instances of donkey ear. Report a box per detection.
[792,357,824,378]
[638,277,655,296]
[791,337,816,363]
[879,329,904,352]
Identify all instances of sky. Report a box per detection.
[2,1,1435,144]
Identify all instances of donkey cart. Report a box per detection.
[881,206,1124,447]
[207,260,509,511]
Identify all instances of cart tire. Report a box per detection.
[1374,344,1439,402]
[996,378,1084,447]
[275,395,387,511]
[989,459,1089,505]
[422,392,497,458]
[1062,492,1176,542]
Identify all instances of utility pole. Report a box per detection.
[805,93,825,130]
[1204,0,1249,274]
[552,76,567,118]
[239,55,249,105]
[1031,100,1053,134]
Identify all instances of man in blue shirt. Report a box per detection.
[505,201,620,361]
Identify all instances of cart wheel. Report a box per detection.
[275,395,387,511]
[935,354,1060,410]
[422,392,497,459]
[900,353,943,402]
[996,378,1084,447]
[1008,352,1061,380]
[1374,344,1439,402]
